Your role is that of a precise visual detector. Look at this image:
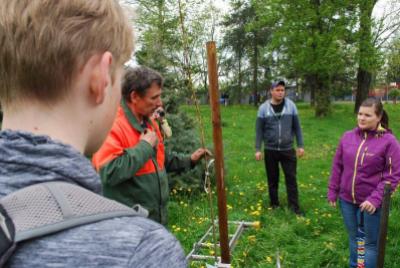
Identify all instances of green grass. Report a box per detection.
[168,103,400,268]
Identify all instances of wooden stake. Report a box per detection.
[206,41,230,264]
[377,182,391,268]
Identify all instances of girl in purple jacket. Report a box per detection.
[328,98,400,268]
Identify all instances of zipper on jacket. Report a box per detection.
[351,132,367,203]
[278,122,281,150]
[360,147,368,166]
[151,153,163,223]
[389,157,392,175]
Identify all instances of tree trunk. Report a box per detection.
[305,75,316,106]
[354,0,377,113]
[237,49,243,104]
[355,67,372,112]
[315,92,330,116]
[252,31,258,106]
[310,74,330,117]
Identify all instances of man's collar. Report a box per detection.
[121,99,154,132]
[270,98,285,105]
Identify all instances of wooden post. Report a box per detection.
[206,41,230,264]
[376,182,391,268]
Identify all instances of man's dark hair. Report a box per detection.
[122,66,163,101]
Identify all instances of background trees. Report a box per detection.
[122,0,400,117]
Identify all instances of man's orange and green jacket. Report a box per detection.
[92,100,192,225]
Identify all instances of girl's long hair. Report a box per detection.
[360,98,389,129]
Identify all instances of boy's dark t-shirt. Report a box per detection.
[271,99,285,118]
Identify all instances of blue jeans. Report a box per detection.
[339,199,381,268]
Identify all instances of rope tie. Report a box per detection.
[177,0,218,262]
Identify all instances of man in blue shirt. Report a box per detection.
[255,81,305,215]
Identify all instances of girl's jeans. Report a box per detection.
[339,199,381,268]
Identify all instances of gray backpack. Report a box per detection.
[0,181,148,267]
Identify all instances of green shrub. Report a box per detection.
[388,88,400,104]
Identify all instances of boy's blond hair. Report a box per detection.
[0,0,133,106]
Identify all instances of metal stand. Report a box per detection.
[186,220,259,267]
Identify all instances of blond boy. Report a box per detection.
[0,1,186,267]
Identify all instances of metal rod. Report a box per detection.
[276,250,281,268]
[199,242,221,248]
[229,222,245,250]
[377,182,391,268]
[206,41,230,264]
[186,220,259,263]
[191,255,218,261]
[186,225,214,262]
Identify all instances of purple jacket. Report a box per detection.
[328,127,400,208]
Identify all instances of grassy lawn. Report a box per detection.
[168,103,400,268]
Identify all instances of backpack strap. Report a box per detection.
[0,181,148,242]
[0,204,16,267]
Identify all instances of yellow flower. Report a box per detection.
[250,210,260,216]
[252,221,261,229]
[247,235,256,242]
[266,256,272,263]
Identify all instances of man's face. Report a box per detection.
[132,82,162,118]
[270,85,285,102]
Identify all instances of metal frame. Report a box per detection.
[186,220,257,267]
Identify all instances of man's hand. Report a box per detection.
[153,107,165,121]
[360,200,376,214]
[255,151,262,161]
[140,130,158,147]
[297,148,305,158]
[190,148,212,163]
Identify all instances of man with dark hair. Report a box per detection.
[93,66,209,225]
[255,81,305,215]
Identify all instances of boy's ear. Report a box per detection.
[89,52,113,105]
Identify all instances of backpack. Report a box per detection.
[0,181,148,267]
